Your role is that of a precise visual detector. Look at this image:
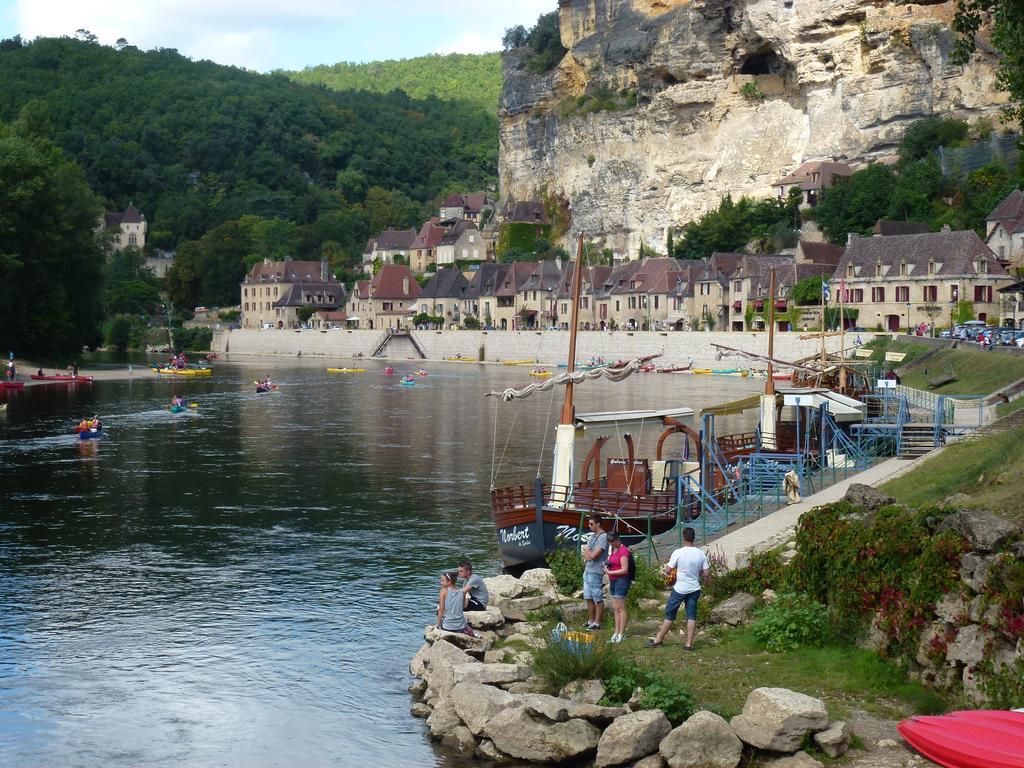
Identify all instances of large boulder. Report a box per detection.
[423,625,494,654]
[505,677,550,694]
[595,710,672,767]
[452,662,531,687]
[410,642,431,676]
[946,624,995,667]
[517,692,625,723]
[659,710,742,768]
[937,509,1020,553]
[634,756,666,768]
[730,688,829,752]
[422,639,477,699]
[465,606,505,630]
[519,567,560,596]
[449,681,514,736]
[503,632,546,649]
[960,552,998,592]
[484,706,601,763]
[710,592,758,626]
[560,679,607,704]
[493,593,556,622]
[426,696,462,740]
[813,720,850,758]
[842,484,895,511]
[483,574,524,600]
[441,725,477,754]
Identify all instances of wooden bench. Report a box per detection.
[928,374,958,388]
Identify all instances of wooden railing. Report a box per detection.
[491,482,678,519]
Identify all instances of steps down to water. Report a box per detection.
[899,423,939,459]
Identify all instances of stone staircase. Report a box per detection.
[898,423,939,459]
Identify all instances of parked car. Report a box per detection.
[194,306,209,313]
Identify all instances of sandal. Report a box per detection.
[684,645,694,651]
[643,639,663,648]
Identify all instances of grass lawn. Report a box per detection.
[996,396,1024,418]
[881,423,1024,520]
[863,337,1024,394]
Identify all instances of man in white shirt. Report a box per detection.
[644,527,709,650]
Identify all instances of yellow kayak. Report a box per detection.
[692,368,713,375]
[327,367,366,373]
[501,359,533,366]
[445,357,476,363]
[528,370,552,377]
[155,367,212,376]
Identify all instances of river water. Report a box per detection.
[0,359,760,768]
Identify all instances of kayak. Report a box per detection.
[327,368,366,373]
[528,370,552,377]
[77,426,102,440]
[501,360,533,366]
[0,381,24,390]
[445,357,475,363]
[30,374,94,383]
[155,367,212,376]
[414,370,429,376]
[898,710,1024,768]
[692,368,713,375]
[169,405,187,413]
[400,377,416,386]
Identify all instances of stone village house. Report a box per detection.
[773,160,852,208]
[104,202,147,251]
[985,189,1024,273]
[240,258,346,329]
[415,268,469,327]
[346,264,421,330]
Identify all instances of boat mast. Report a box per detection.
[760,267,778,449]
[559,235,585,425]
[765,267,777,397]
[551,235,585,499]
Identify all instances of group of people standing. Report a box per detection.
[582,512,709,649]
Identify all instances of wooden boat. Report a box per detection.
[656,365,692,373]
[489,237,707,572]
[327,367,366,373]
[1,381,24,390]
[898,710,1024,768]
[155,367,212,376]
[30,374,94,383]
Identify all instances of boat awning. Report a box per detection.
[776,387,866,422]
[574,407,695,436]
[700,394,762,416]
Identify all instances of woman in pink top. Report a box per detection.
[604,531,632,644]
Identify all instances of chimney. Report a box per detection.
[847,233,859,245]
[321,258,328,281]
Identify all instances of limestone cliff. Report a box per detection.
[499,0,1006,257]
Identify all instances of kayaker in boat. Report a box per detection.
[72,362,79,378]
[37,368,44,377]
[171,395,184,408]
[435,570,474,637]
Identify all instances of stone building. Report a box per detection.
[346,265,421,330]
[439,192,493,224]
[985,189,1024,272]
[773,160,852,208]
[833,229,1010,332]
[362,228,417,274]
[436,221,487,266]
[409,219,447,274]
[240,258,345,329]
[415,268,469,326]
[104,203,147,251]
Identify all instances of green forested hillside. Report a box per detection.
[0,36,498,259]
[285,53,501,113]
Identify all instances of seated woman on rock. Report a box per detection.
[435,570,474,637]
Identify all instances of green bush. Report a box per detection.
[626,555,666,609]
[217,309,240,322]
[462,315,480,330]
[751,593,832,652]
[704,550,788,602]
[547,547,583,596]
[602,662,696,723]
[171,327,213,351]
[531,635,621,692]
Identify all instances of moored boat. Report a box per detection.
[1,381,25,390]
[30,374,95,383]
[155,367,212,376]
[327,367,366,373]
[898,710,1024,768]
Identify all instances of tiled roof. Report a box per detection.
[245,259,338,283]
[353,280,371,300]
[872,220,931,236]
[374,228,417,251]
[411,220,446,250]
[556,264,613,299]
[465,262,505,299]
[419,267,469,299]
[439,220,477,246]
[105,202,145,227]
[734,254,796,297]
[363,238,376,255]
[798,241,845,266]
[837,230,1008,278]
[986,189,1024,222]
[273,282,346,308]
[518,261,563,293]
[774,160,852,190]
[506,201,549,225]
[370,265,422,300]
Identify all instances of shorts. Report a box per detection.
[665,588,700,622]
[609,578,632,599]
[583,571,604,602]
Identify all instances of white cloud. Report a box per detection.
[13,0,561,69]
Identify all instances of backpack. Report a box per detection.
[626,548,637,580]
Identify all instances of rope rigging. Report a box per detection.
[484,356,659,402]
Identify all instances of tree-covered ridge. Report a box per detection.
[0,36,498,256]
[284,52,502,113]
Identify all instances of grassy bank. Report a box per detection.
[881,423,1024,520]
[864,337,1024,394]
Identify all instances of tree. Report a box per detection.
[955,300,976,325]
[0,122,106,357]
[665,227,674,257]
[502,25,528,50]
[897,117,969,164]
[814,164,897,244]
[296,306,316,323]
[954,1,1024,132]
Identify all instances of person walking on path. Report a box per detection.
[645,527,709,650]
[582,514,608,630]
[458,559,489,612]
[604,531,632,643]
[435,570,473,636]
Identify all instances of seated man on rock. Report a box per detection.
[458,559,489,612]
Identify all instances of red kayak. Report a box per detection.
[30,374,94,383]
[0,381,24,390]
[898,710,1024,768]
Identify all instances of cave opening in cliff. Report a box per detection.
[740,48,786,77]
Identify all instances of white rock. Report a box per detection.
[813,720,850,758]
[441,724,477,753]
[595,710,672,767]
[452,662,532,687]
[560,679,607,705]
[426,696,462,740]
[410,642,431,677]
[760,751,824,768]
[449,681,515,736]
[659,710,742,768]
[519,567,560,596]
[730,688,829,752]
[483,706,601,763]
[465,606,505,630]
[483,574,524,600]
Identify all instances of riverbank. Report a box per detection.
[11,364,162,386]
[212,328,875,366]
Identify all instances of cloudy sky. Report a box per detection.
[0,0,555,70]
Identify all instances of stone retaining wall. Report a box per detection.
[213,328,874,367]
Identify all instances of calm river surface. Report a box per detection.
[0,358,760,767]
